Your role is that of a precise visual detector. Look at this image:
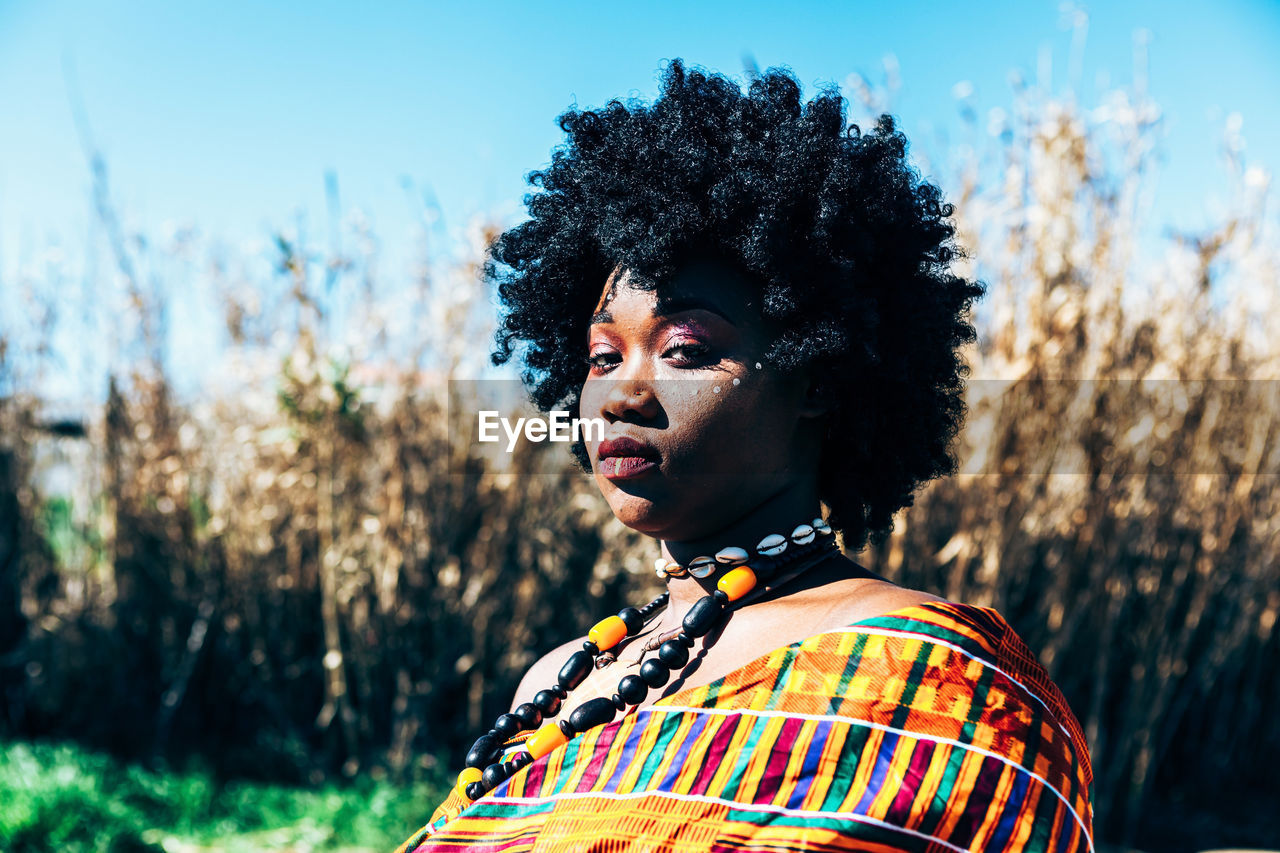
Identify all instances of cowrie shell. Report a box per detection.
[715,546,749,565]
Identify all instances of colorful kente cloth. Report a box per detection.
[396,602,1095,852]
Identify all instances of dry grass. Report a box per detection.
[852,69,1279,849]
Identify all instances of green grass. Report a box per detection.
[0,740,450,852]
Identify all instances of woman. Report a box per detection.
[397,60,1094,852]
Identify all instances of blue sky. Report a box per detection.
[1,0,1278,396]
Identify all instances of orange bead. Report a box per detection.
[588,615,628,651]
[455,766,483,800]
[717,566,757,602]
[527,721,569,759]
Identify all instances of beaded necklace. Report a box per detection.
[454,517,838,803]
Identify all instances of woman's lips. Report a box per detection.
[600,456,660,480]
[597,436,661,480]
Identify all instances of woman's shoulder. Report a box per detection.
[851,582,951,620]
[509,634,586,712]
[858,593,1095,793]
[814,566,1003,642]
[847,588,1030,664]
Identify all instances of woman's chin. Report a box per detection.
[597,482,683,538]
[602,490,740,542]
[603,498,665,536]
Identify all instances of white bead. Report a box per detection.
[715,546,749,565]
[790,523,815,545]
[757,533,787,556]
[688,556,717,579]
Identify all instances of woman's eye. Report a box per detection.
[584,352,619,373]
[584,343,713,374]
[665,342,713,365]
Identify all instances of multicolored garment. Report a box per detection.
[396,601,1095,852]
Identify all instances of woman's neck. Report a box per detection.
[658,478,826,618]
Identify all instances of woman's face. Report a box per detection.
[580,258,824,542]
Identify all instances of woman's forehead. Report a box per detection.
[592,262,762,327]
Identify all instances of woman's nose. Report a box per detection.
[599,370,660,422]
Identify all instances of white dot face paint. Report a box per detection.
[733,378,740,386]
[755,362,762,369]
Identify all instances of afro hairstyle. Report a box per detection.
[484,58,985,551]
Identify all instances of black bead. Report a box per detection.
[553,684,568,699]
[494,713,522,738]
[676,631,695,648]
[515,702,542,729]
[466,781,486,800]
[611,693,626,711]
[533,689,562,716]
[481,763,510,790]
[558,650,595,691]
[640,593,667,617]
[618,674,648,705]
[617,607,644,634]
[558,718,577,738]
[583,640,599,654]
[658,640,689,669]
[682,595,724,638]
[512,752,534,769]
[465,735,500,769]
[754,560,777,581]
[712,589,730,605]
[569,696,618,732]
[639,658,670,688]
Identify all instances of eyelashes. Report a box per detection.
[584,342,714,375]
[583,353,614,372]
[666,342,712,365]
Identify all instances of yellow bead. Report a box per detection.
[455,766,483,800]
[588,615,628,651]
[527,721,569,759]
[717,566,757,601]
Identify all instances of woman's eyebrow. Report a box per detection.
[654,295,735,323]
[590,296,735,326]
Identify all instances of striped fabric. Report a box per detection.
[396,602,1095,852]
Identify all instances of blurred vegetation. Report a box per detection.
[1,59,1278,853]
[0,739,448,852]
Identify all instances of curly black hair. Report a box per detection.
[485,59,984,551]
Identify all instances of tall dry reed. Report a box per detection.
[852,61,1279,849]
